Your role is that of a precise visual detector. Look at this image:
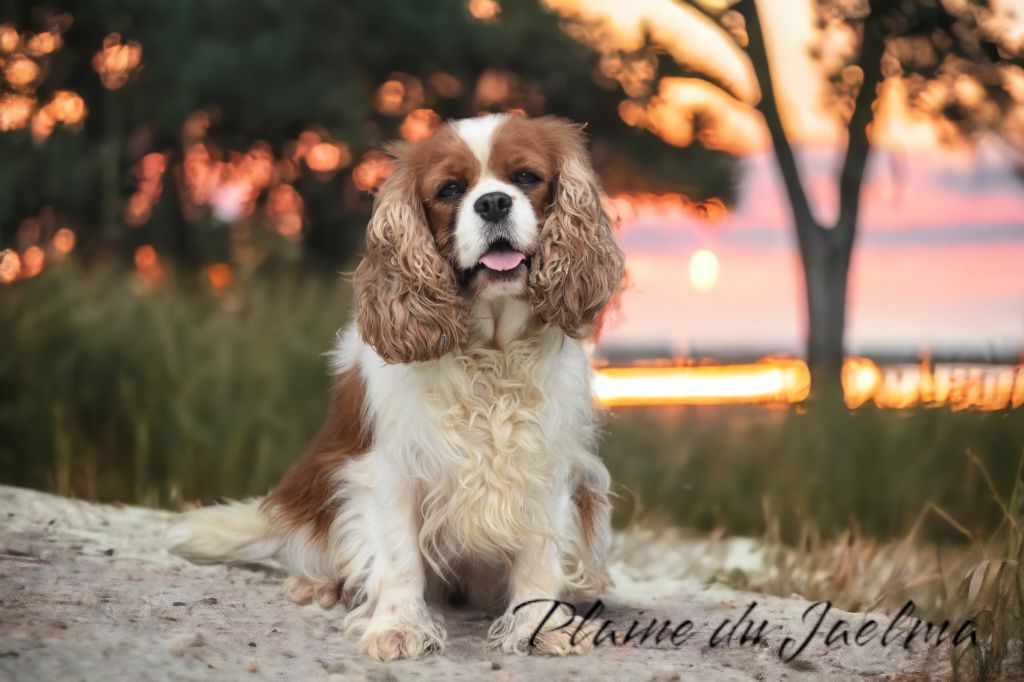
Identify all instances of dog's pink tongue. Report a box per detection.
[480,248,525,271]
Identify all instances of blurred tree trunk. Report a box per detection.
[738,0,884,401]
[800,226,851,399]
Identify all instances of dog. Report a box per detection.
[166,114,625,661]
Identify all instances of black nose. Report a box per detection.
[473,192,512,222]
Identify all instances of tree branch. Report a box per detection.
[834,5,886,242]
[736,0,817,237]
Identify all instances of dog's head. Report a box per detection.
[354,114,624,363]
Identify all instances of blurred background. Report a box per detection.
[1,0,1023,667]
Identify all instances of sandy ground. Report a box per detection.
[0,485,952,681]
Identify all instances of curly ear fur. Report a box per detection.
[528,128,625,338]
[354,164,468,364]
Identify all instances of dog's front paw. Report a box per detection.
[488,609,595,656]
[359,602,446,661]
[533,615,596,655]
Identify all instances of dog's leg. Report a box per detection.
[566,479,614,599]
[357,465,445,662]
[487,489,595,656]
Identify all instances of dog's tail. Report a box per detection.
[165,499,282,565]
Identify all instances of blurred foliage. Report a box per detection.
[0,263,346,504]
[2,264,1022,545]
[0,0,738,272]
[604,403,1024,544]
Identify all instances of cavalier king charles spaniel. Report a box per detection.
[167,114,625,661]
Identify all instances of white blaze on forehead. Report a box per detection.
[453,114,508,174]
[449,113,539,273]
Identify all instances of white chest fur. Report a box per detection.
[333,299,595,574]
[413,329,560,570]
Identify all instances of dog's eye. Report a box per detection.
[437,182,465,199]
[512,170,540,187]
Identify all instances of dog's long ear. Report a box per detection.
[528,123,624,338]
[354,162,468,363]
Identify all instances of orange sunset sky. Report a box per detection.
[545,0,1024,356]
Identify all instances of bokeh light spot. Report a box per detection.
[0,249,21,283]
[4,55,40,88]
[689,248,719,292]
